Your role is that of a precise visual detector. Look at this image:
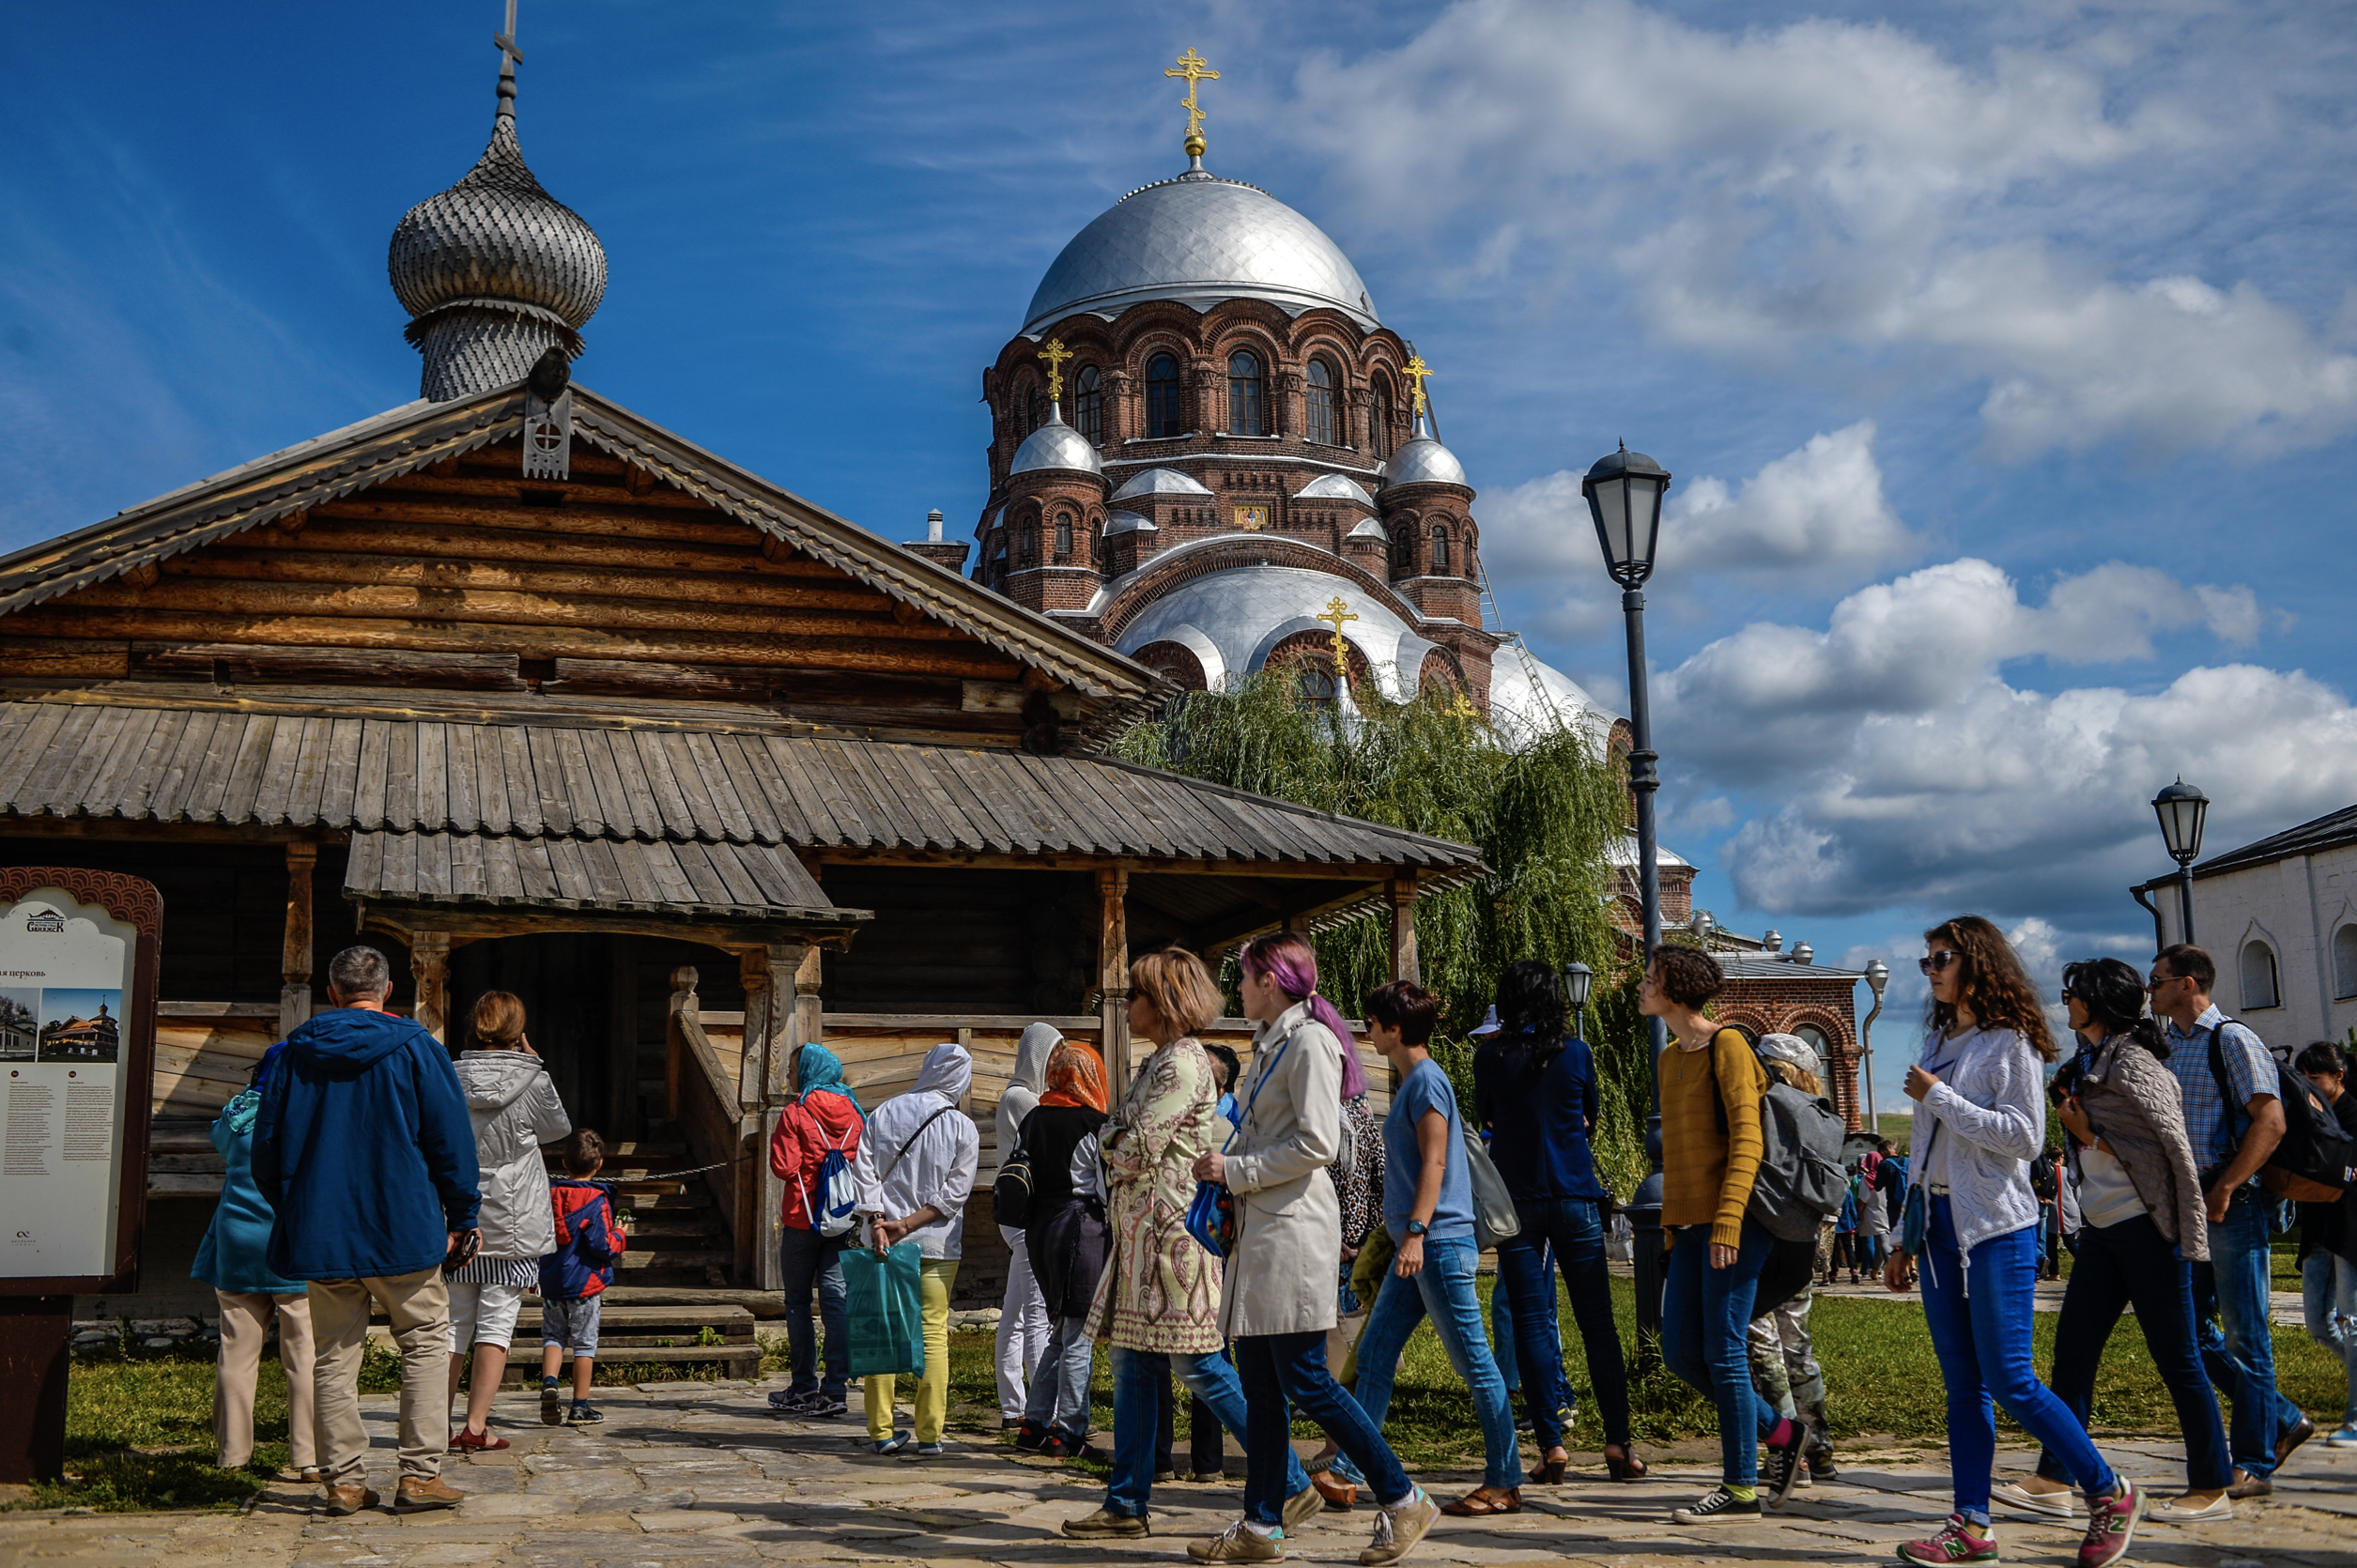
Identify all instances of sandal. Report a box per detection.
[1312,1468,1358,1510]
[1528,1451,1567,1485]
[449,1425,509,1453]
[1605,1447,1648,1482]
[1440,1485,1522,1516]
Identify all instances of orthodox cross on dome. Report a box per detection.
[1165,47,1220,160]
[494,0,524,120]
[1316,595,1359,679]
[1040,338,1071,404]
[1446,690,1479,720]
[1403,352,1434,419]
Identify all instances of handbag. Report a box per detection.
[1460,1123,1522,1252]
[840,1240,924,1376]
[1185,1032,1297,1259]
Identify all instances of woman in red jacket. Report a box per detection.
[767,1042,865,1417]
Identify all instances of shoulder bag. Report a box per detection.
[1185,1032,1296,1259]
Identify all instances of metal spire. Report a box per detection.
[494,0,523,122]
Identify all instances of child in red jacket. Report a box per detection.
[540,1129,626,1425]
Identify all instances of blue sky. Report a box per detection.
[6,2,2354,1098]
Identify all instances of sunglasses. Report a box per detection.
[2058,987,2077,1003]
[1919,949,1963,975]
[2146,973,2180,991]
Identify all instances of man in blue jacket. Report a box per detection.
[254,945,480,1514]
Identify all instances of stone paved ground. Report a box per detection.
[3,1374,2349,1568]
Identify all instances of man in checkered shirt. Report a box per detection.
[2152,943,2313,1498]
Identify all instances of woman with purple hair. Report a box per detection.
[1189,932,1438,1565]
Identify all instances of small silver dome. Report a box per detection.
[1010,407,1105,477]
[1105,511,1158,534]
[1297,472,1376,505]
[1345,516,1388,540]
[391,115,607,331]
[1111,466,1213,500]
[1384,436,1470,489]
[1024,170,1378,334]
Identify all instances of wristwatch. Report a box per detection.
[1406,1219,1429,1237]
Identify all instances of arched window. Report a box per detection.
[1054,513,1073,563]
[1293,660,1339,708]
[1305,358,1339,446]
[1146,353,1183,438]
[1074,365,1102,446]
[1025,387,1045,437]
[1227,351,1265,436]
[1371,374,1394,457]
[2336,924,2357,1000]
[1020,520,1038,566]
[1392,518,1414,570]
[1430,525,1451,574]
[2241,940,2281,1009]
[990,530,1008,585]
[1793,1025,1832,1078]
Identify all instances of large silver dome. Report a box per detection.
[1024,170,1378,334]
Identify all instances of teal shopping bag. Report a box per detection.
[841,1240,924,1377]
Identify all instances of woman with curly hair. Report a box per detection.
[1889,917,2147,1568]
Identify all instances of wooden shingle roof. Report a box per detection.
[346,829,836,920]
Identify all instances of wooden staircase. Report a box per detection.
[600,1126,734,1290]
[493,1300,760,1384]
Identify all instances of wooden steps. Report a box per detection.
[490,1302,760,1384]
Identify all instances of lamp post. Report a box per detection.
[1582,439,1671,1360]
[1563,961,1594,1041]
[1861,959,1888,1134]
[2151,777,2209,945]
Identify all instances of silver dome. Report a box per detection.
[1111,466,1212,500]
[1024,170,1378,334]
[1297,471,1376,506]
[1383,435,1470,488]
[391,115,607,330]
[1010,408,1105,477]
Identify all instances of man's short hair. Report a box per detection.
[1647,943,1725,1007]
[2153,943,2216,993]
[326,945,393,999]
[1363,980,1438,1048]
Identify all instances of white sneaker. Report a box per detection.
[1993,1478,2080,1517]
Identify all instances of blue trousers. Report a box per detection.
[1499,1198,1629,1450]
[2303,1248,2357,1430]
[2195,1189,2303,1478]
[1350,1237,1520,1489]
[1662,1219,1777,1486]
[1922,1196,2115,1515]
[1237,1330,1411,1527]
[778,1226,849,1400]
[1021,1313,1094,1441]
[1107,1345,1308,1517]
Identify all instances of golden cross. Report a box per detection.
[1447,690,1479,720]
[1040,338,1071,404]
[1316,595,1358,678]
[1403,352,1433,418]
[1165,48,1220,156]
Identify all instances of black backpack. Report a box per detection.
[2207,1021,2356,1203]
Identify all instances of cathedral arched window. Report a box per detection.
[1074,365,1103,446]
[1305,358,1340,447]
[1430,525,1451,574]
[990,530,1008,585]
[1392,516,1414,570]
[1026,387,1045,437]
[1371,374,1394,457]
[1146,353,1184,438]
[1227,351,1265,436]
[1021,521,1038,566]
[1054,513,1074,563]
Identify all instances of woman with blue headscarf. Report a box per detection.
[767,1041,865,1416]
[193,1041,322,1478]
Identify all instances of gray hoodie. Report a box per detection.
[996,1022,1061,1178]
[454,1049,572,1259]
[854,1043,979,1259]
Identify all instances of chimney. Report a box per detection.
[1792,943,1814,965]
[1762,929,1781,955]
[903,508,970,575]
[927,508,945,542]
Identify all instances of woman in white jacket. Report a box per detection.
[447,991,571,1452]
[994,1023,1058,1426]
[1887,917,2145,1568]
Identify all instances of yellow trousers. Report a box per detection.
[865,1258,957,1442]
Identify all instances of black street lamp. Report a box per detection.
[1582,439,1671,1360]
[2151,777,2209,945]
[1562,961,1594,1041]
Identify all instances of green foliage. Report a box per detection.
[1113,675,1648,1189]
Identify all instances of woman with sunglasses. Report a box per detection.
[1888,919,2148,1568]
[1995,957,2229,1525]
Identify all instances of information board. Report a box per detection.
[0,870,159,1294]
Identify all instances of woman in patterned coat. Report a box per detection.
[1062,948,1313,1541]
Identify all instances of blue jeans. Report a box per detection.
[778,1226,849,1399]
[2195,1190,2303,1477]
[2036,1213,2231,1491]
[1350,1237,1520,1489]
[1500,1199,1629,1450]
[1237,1331,1411,1527]
[1022,1313,1094,1440]
[1922,1196,2116,1515]
[2302,1249,2357,1430]
[1662,1219,1777,1486]
[1107,1345,1309,1517]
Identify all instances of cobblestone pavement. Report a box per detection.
[3,1375,2349,1568]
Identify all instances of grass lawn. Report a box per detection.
[32,1274,2347,1514]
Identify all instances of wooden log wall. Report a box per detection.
[0,443,1059,744]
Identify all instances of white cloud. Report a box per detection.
[1286,0,2357,456]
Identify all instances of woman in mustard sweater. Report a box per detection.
[1643,944,1812,1524]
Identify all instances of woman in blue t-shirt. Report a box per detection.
[1345,979,1525,1515]
[1474,960,1642,1483]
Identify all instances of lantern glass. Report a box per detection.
[1562,961,1594,1011]
[2151,778,2209,865]
[1581,445,1671,585]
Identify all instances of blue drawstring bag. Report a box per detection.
[840,1241,924,1376]
[1184,1034,1294,1260]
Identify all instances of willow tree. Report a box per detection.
[1114,670,1650,1194]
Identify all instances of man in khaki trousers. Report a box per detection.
[254,945,481,1514]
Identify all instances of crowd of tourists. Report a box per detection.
[202,917,2355,1566]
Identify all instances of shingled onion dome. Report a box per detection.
[1009,402,1104,477]
[389,51,607,402]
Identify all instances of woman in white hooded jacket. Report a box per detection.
[994,1023,1058,1425]
[448,991,571,1451]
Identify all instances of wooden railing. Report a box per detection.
[664,968,761,1289]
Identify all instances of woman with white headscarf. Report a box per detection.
[994,1023,1059,1426]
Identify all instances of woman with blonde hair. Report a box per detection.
[447,991,571,1452]
[1889,918,2146,1568]
[1063,948,1315,1538]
